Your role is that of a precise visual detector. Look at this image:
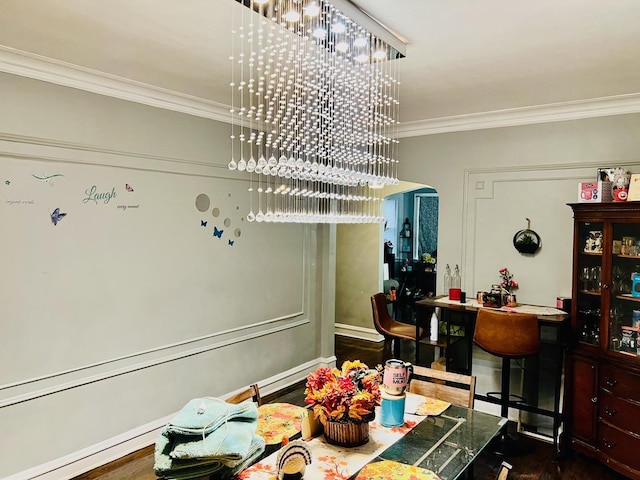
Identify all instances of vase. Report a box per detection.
[505,294,518,307]
[323,419,370,447]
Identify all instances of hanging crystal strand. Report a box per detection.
[229,3,239,171]
[392,53,400,185]
[246,12,256,225]
[245,5,259,223]
[237,5,249,173]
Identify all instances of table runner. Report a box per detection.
[433,297,567,315]
[238,414,424,480]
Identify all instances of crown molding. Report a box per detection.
[3,45,640,136]
[0,45,232,123]
[397,93,640,137]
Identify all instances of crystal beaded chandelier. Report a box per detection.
[229,0,404,223]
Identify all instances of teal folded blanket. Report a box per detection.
[170,412,256,461]
[165,397,257,436]
[155,434,265,479]
[154,397,262,478]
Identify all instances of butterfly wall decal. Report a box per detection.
[228,239,234,246]
[51,207,67,226]
[201,220,208,227]
[213,226,223,238]
[125,184,134,192]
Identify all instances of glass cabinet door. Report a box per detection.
[576,221,603,346]
[609,222,640,357]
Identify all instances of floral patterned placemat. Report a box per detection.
[404,392,451,417]
[256,403,307,445]
[415,397,451,417]
[238,414,424,480]
[355,460,440,480]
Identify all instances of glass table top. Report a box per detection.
[378,405,507,480]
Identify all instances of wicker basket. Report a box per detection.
[323,419,370,447]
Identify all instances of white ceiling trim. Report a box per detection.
[2,45,640,138]
[397,93,640,137]
[0,46,232,123]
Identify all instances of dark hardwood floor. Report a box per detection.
[72,336,628,480]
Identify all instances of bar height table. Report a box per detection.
[414,296,569,459]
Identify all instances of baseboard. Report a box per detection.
[5,357,336,480]
[334,323,384,342]
[3,417,169,480]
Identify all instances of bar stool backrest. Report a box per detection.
[473,309,540,359]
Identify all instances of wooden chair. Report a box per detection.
[408,365,476,408]
[496,461,512,479]
[371,292,424,357]
[225,383,262,406]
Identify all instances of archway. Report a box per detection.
[382,187,439,319]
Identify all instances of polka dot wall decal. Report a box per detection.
[195,194,210,212]
[194,190,247,249]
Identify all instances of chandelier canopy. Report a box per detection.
[229,0,404,223]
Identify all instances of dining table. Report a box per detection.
[243,392,507,480]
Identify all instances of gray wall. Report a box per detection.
[0,72,335,479]
[336,115,640,338]
[400,115,640,306]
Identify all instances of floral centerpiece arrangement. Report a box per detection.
[305,360,381,423]
[499,267,518,293]
[305,361,381,447]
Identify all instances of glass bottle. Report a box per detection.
[444,264,451,293]
[452,264,461,289]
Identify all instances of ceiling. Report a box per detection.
[1,0,640,135]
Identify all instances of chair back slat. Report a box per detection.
[225,383,262,406]
[409,365,476,408]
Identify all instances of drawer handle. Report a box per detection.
[603,438,616,449]
[604,378,618,388]
[591,397,598,403]
[604,406,617,417]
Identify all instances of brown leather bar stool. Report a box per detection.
[371,293,424,357]
[473,309,540,455]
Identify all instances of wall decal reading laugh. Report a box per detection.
[83,185,117,205]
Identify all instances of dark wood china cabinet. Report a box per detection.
[565,203,640,480]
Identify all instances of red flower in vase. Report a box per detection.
[499,268,518,293]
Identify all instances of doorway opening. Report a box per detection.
[383,187,439,320]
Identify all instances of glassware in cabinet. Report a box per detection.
[575,221,603,347]
[608,222,640,357]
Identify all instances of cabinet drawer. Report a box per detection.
[600,364,640,402]
[599,423,640,471]
[599,391,640,435]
